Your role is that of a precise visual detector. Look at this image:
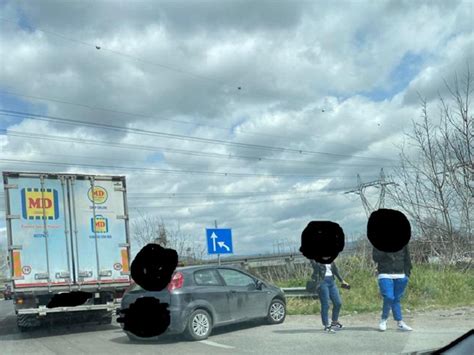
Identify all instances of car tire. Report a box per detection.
[266,299,286,324]
[184,309,213,341]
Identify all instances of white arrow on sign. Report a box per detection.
[217,241,230,251]
[210,232,218,251]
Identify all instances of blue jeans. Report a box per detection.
[318,276,342,326]
[378,277,409,321]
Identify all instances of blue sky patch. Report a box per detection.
[15,4,35,33]
[0,90,48,130]
[362,52,424,101]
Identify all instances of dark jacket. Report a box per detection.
[310,260,343,286]
[372,245,412,277]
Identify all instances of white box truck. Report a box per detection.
[2,171,131,330]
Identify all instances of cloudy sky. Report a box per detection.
[0,0,472,258]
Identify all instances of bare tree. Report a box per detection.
[389,67,473,265]
[130,211,206,264]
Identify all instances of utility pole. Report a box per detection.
[344,168,397,217]
[215,220,220,265]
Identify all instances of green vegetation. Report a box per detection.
[274,260,474,316]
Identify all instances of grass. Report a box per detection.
[273,259,474,316]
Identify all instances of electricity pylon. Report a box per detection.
[344,168,397,217]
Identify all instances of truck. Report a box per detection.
[2,171,132,330]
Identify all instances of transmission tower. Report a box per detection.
[344,168,397,217]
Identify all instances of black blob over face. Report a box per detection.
[130,243,179,292]
[299,221,345,264]
[117,297,171,338]
[367,209,411,252]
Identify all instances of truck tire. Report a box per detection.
[98,311,113,325]
[17,314,41,331]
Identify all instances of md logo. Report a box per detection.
[21,188,59,220]
[88,186,108,204]
[91,215,109,234]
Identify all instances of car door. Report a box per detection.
[217,268,268,321]
[192,268,232,324]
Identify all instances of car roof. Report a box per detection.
[176,264,243,272]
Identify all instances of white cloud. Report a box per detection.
[0,0,471,256]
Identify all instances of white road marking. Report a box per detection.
[199,340,235,349]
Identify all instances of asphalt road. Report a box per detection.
[0,300,472,354]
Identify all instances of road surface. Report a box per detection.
[0,300,472,354]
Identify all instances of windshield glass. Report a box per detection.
[0,1,472,354]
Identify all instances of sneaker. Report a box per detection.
[324,326,336,333]
[397,321,413,331]
[331,321,344,330]
[379,318,387,331]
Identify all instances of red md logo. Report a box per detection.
[28,197,53,209]
[21,188,59,220]
[88,186,108,204]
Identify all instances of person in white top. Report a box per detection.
[310,258,350,333]
[372,245,413,332]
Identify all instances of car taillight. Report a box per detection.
[167,272,184,291]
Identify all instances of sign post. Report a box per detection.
[215,220,220,265]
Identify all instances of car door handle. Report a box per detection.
[230,290,237,293]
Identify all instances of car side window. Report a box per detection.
[194,269,222,286]
[218,269,255,287]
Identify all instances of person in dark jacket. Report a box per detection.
[372,245,413,331]
[310,258,350,333]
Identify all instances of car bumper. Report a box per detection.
[117,306,187,335]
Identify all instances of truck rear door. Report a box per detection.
[69,175,130,287]
[3,173,74,289]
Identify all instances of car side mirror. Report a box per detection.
[255,280,263,290]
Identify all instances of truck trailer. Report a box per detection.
[2,172,131,330]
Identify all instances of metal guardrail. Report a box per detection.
[281,287,316,299]
[198,248,358,268]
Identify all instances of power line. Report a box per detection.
[127,188,351,198]
[2,129,400,168]
[128,193,344,209]
[0,186,353,199]
[0,109,398,162]
[0,158,377,179]
[1,90,305,142]
[0,17,231,87]
[1,90,385,155]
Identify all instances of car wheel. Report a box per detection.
[184,309,212,341]
[266,299,286,324]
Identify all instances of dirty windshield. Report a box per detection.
[0,1,473,354]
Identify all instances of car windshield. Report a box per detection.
[0,1,472,354]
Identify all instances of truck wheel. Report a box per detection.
[17,314,41,330]
[184,309,212,341]
[266,299,286,324]
[99,311,113,325]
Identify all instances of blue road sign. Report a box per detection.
[206,228,233,255]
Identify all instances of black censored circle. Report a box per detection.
[299,221,345,264]
[367,208,411,252]
[130,243,178,292]
[117,297,170,338]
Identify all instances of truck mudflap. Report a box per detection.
[17,301,118,316]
